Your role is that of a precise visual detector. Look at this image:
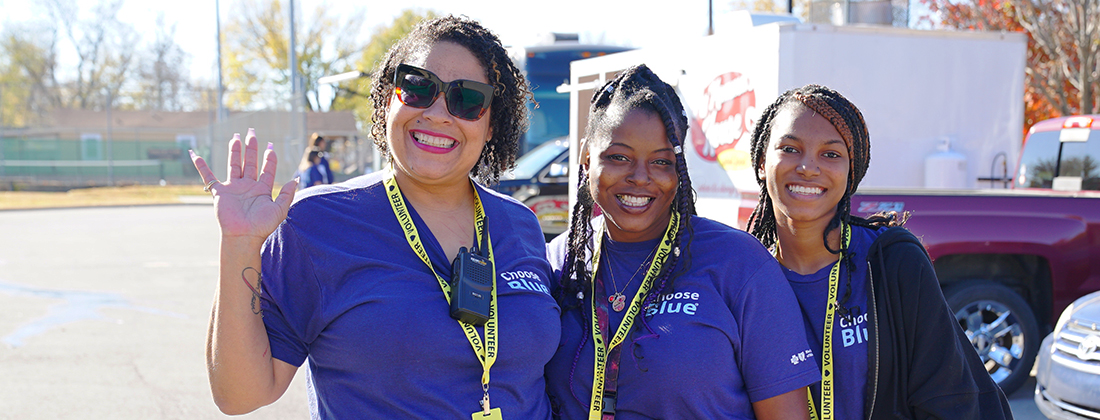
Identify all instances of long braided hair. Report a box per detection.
[556,65,696,399]
[368,15,532,185]
[746,84,902,317]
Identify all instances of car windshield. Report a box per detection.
[508,141,568,180]
[1016,129,1100,190]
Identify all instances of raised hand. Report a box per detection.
[190,128,299,241]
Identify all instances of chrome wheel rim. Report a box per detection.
[955,299,1026,384]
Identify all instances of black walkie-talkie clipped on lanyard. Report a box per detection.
[449,222,493,326]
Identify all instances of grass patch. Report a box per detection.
[0,185,210,210]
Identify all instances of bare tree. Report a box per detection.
[46,0,139,110]
[132,14,192,111]
[1009,0,1100,115]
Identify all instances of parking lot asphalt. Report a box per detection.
[0,205,307,419]
[0,204,1047,419]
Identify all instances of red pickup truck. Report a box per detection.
[852,115,1100,395]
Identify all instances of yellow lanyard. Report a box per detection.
[586,212,678,420]
[384,175,499,411]
[808,223,850,420]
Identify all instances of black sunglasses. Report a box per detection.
[394,64,495,121]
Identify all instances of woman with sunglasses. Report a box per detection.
[747,84,1012,419]
[546,65,818,419]
[190,16,560,419]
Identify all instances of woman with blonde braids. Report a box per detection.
[546,64,818,419]
[747,84,1013,419]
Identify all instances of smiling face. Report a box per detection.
[385,41,491,188]
[585,108,678,242]
[761,103,851,232]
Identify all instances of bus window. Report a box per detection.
[510,44,631,154]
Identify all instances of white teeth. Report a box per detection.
[788,185,823,195]
[413,132,455,149]
[617,194,653,207]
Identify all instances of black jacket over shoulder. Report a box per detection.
[864,227,1013,419]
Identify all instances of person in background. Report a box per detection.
[747,84,1013,419]
[296,148,324,189]
[546,64,818,419]
[309,133,334,184]
[188,15,560,419]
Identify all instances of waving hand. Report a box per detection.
[190,128,299,241]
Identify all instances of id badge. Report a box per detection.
[471,407,502,420]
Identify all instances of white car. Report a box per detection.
[1035,290,1100,419]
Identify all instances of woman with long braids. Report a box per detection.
[546,64,818,419]
[747,84,1013,419]
[189,16,560,418]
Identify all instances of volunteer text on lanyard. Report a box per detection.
[384,175,502,420]
[587,212,678,420]
[808,223,850,420]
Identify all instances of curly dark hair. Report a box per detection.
[367,15,532,184]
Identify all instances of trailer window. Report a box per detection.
[1015,130,1100,191]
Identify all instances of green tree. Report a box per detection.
[328,9,438,130]
[0,21,61,127]
[221,0,367,111]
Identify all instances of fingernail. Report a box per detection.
[233,133,240,140]
[294,176,300,183]
[267,142,274,150]
[189,149,196,158]
[248,128,255,136]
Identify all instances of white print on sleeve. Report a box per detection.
[790,349,815,365]
[501,270,551,295]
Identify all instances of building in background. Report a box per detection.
[0,109,359,190]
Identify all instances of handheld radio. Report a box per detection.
[449,226,493,326]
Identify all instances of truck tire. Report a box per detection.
[943,281,1039,396]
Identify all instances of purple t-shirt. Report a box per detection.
[783,224,884,420]
[261,171,561,419]
[546,216,819,419]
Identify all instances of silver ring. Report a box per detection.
[203,179,218,192]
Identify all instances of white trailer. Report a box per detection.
[565,21,1027,229]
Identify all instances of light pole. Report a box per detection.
[289,0,307,160]
[708,0,714,36]
[216,0,227,122]
[0,83,5,178]
[106,89,114,187]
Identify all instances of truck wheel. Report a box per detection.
[943,281,1039,396]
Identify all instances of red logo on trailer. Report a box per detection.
[690,72,756,169]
